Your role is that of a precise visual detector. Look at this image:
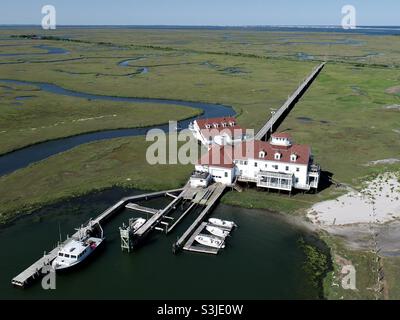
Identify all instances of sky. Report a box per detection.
[0,0,399,26]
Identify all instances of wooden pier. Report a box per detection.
[11,188,183,288]
[125,203,159,215]
[174,183,226,252]
[254,62,326,141]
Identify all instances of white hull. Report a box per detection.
[206,225,230,238]
[131,218,146,232]
[195,234,225,249]
[208,218,237,230]
[52,237,104,271]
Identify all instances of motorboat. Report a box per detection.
[52,221,104,271]
[195,234,225,249]
[205,225,230,238]
[208,218,237,230]
[131,217,146,232]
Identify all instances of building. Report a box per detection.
[195,144,236,185]
[189,117,248,148]
[192,131,320,192]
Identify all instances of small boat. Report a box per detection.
[206,225,230,238]
[131,217,146,232]
[208,218,237,230]
[52,221,104,271]
[195,234,225,249]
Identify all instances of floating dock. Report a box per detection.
[11,188,183,288]
[183,222,220,255]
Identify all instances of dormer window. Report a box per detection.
[222,122,227,127]
[259,150,266,158]
[290,153,298,162]
[205,124,211,129]
[229,121,236,127]
[213,123,219,128]
[274,152,282,160]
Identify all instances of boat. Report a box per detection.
[195,234,225,249]
[208,218,237,230]
[51,221,104,271]
[130,217,146,232]
[206,225,230,238]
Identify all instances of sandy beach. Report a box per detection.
[307,173,400,226]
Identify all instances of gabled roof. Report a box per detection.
[197,145,235,168]
[200,126,246,140]
[234,140,311,165]
[195,117,237,129]
[271,132,292,139]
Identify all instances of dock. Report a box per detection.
[254,62,326,141]
[183,222,220,255]
[11,188,183,288]
[125,203,159,215]
[174,183,226,253]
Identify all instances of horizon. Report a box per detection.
[1,1,399,26]
[1,24,400,28]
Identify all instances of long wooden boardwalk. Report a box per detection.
[254,62,326,141]
[11,188,183,288]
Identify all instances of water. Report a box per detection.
[0,188,321,299]
[0,79,234,176]
[0,45,69,57]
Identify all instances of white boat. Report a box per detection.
[52,222,104,271]
[206,225,230,238]
[208,218,237,230]
[195,234,225,249]
[131,217,146,232]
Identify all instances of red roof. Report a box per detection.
[200,126,245,140]
[197,145,235,168]
[234,140,310,165]
[197,140,311,168]
[195,117,237,130]
[271,132,292,139]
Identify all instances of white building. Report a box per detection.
[194,145,236,185]
[189,117,248,148]
[193,132,320,192]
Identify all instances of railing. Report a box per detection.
[255,62,326,140]
[257,181,292,191]
[237,176,258,182]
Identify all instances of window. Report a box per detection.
[244,161,248,165]
[285,166,289,171]
[265,164,268,168]
[295,178,299,183]
[224,172,228,178]
[254,162,258,167]
[273,165,278,170]
[64,254,70,258]
[71,255,77,259]
[296,167,300,172]
[240,161,243,165]
[58,253,64,257]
